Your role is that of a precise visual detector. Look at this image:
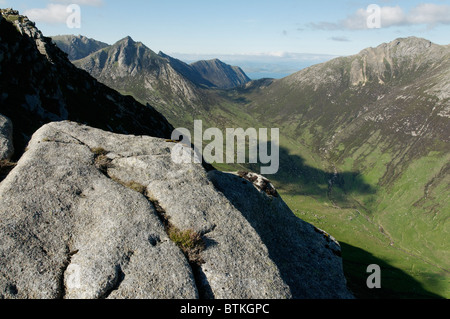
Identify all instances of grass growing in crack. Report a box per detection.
[91,147,108,156]
[91,147,112,174]
[90,147,147,195]
[94,154,111,174]
[168,227,205,265]
[148,196,206,266]
[112,178,147,195]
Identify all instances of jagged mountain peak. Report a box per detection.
[116,35,137,46]
[108,36,158,60]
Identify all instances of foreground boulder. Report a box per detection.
[0,121,353,299]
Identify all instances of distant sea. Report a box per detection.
[245,72,293,80]
[170,53,338,81]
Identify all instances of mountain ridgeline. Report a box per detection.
[61,35,251,127]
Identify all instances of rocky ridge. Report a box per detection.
[72,36,206,111]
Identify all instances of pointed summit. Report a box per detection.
[118,35,135,44]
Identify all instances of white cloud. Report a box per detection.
[52,0,104,6]
[310,3,450,30]
[23,0,104,25]
[408,3,450,26]
[24,4,70,24]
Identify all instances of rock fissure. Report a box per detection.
[146,196,214,299]
[100,264,125,299]
[89,153,214,299]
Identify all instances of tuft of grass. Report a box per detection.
[91,147,112,174]
[168,227,205,265]
[147,196,206,266]
[91,147,108,156]
[94,154,111,174]
[122,181,146,194]
[109,176,147,195]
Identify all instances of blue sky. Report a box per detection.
[6,0,450,77]
[7,0,450,55]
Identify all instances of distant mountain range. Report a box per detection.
[55,34,251,90]
[52,35,251,127]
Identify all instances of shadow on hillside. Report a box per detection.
[244,144,376,208]
[340,242,445,299]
